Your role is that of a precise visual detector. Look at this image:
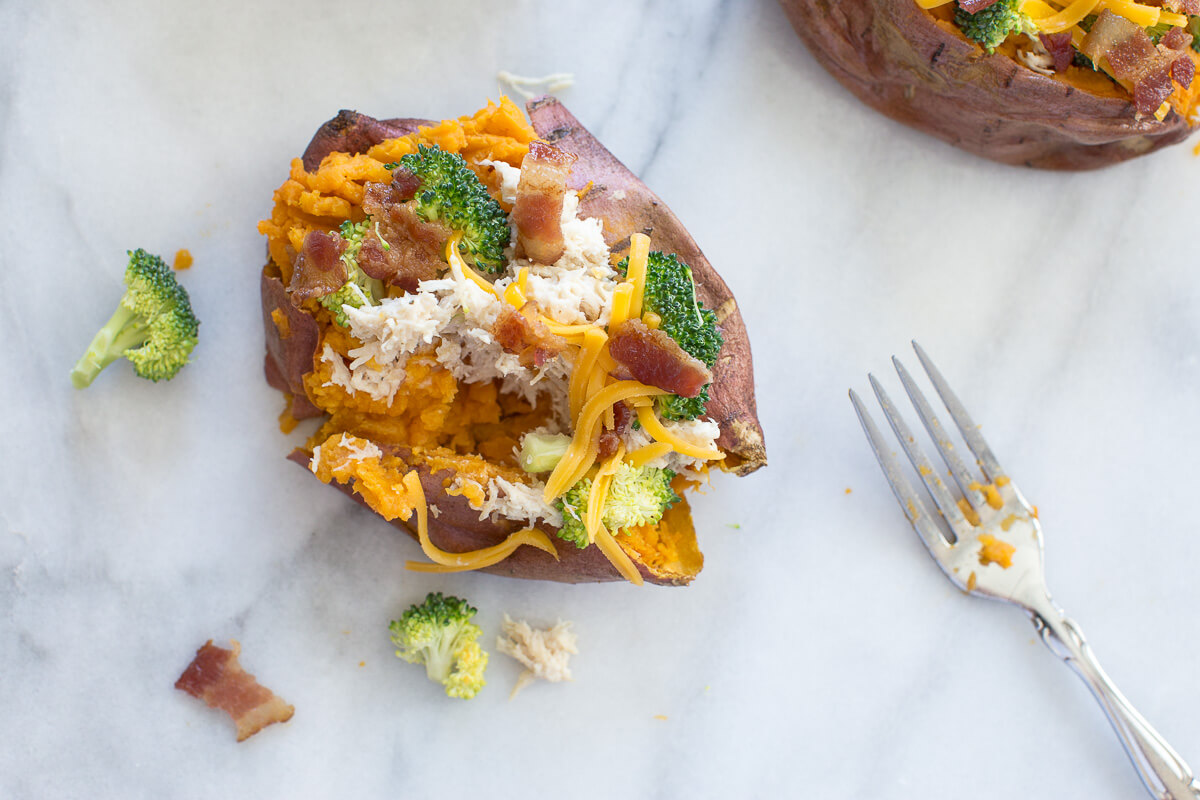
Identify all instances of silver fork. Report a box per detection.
[851,341,1200,800]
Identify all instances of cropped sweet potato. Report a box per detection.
[261,99,764,585]
[778,0,1196,169]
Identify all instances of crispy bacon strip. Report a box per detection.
[1081,11,1179,116]
[608,319,713,398]
[1039,32,1074,73]
[360,180,448,292]
[511,140,578,265]
[288,230,347,301]
[175,640,294,742]
[492,305,568,367]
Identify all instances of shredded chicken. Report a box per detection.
[496,615,578,698]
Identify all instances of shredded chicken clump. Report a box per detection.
[496,615,578,698]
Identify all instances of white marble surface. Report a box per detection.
[4,0,1200,797]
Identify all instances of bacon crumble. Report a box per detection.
[288,230,347,301]
[511,140,578,265]
[607,319,713,399]
[175,640,294,742]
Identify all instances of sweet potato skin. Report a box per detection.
[778,0,1193,169]
[526,97,767,473]
[264,99,763,583]
[286,449,692,585]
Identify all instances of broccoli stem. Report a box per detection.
[69,305,148,388]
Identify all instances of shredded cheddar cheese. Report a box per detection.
[594,525,644,585]
[626,233,650,320]
[633,404,724,462]
[585,444,626,543]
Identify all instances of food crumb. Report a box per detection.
[725,523,741,530]
[1194,139,1200,157]
[653,714,668,721]
[966,571,977,591]
[978,534,1015,568]
[844,487,852,495]
[173,249,193,270]
[358,661,365,668]
[497,616,578,699]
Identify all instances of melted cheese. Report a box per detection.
[626,233,650,320]
[447,236,499,299]
[594,525,644,585]
[634,404,724,461]
[544,381,667,501]
[569,327,608,422]
[1034,0,1104,34]
[608,283,634,330]
[626,442,674,467]
[400,471,560,572]
[585,444,625,543]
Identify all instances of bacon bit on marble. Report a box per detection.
[288,230,347,301]
[175,640,294,741]
[511,140,578,265]
[608,318,713,398]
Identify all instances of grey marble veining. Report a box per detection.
[3,0,1200,797]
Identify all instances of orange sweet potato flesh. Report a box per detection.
[778,0,1194,169]
[261,100,763,585]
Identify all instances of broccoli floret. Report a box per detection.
[1189,16,1200,53]
[390,145,510,274]
[70,249,200,388]
[619,251,723,420]
[554,463,680,548]
[389,592,488,700]
[954,0,1030,53]
[319,219,384,327]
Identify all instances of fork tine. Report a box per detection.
[849,389,952,555]
[867,374,973,540]
[893,356,986,510]
[911,341,1005,482]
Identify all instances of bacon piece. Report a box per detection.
[957,0,1001,12]
[175,640,294,742]
[492,305,568,367]
[1039,32,1074,73]
[360,180,448,292]
[608,319,713,399]
[1082,11,1178,115]
[511,140,578,265]
[597,401,634,461]
[1165,0,1200,15]
[288,230,347,301]
[1162,26,1194,51]
[1173,53,1196,89]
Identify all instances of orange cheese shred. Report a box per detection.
[626,233,650,320]
[447,236,498,298]
[594,525,643,585]
[634,405,725,462]
[585,444,625,543]
[400,471,558,571]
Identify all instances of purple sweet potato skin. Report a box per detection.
[778,0,1192,169]
[526,96,767,473]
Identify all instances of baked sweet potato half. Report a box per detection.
[779,0,1200,168]
[258,97,765,586]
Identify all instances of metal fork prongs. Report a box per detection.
[850,341,1200,800]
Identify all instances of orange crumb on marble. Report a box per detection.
[653,715,668,721]
[173,249,193,270]
[844,488,852,495]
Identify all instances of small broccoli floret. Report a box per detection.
[391,144,510,274]
[389,592,488,699]
[619,251,723,420]
[554,464,680,548]
[70,249,200,388]
[319,219,384,327]
[517,432,572,473]
[954,0,1029,53]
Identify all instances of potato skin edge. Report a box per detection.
[777,0,1192,169]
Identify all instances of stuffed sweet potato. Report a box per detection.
[258,97,766,586]
[780,0,1200,168]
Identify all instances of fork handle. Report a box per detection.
[1031,603,1200,799]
